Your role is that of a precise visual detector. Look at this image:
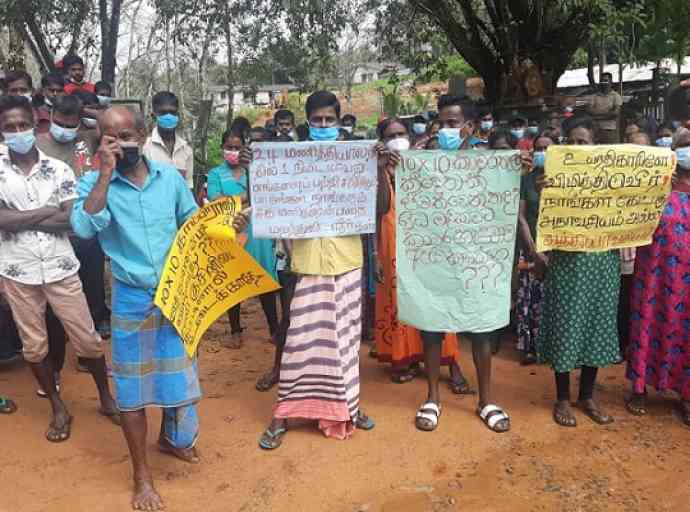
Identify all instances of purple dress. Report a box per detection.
[627,190,690,400]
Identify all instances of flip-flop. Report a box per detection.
[0,396,17,414]
[46,415,73,443]
[553,401,577,427]
[576,400,614,425]
[391,366,420,384]
[255,370,279,392]
[625,394,647,416]
[448,375,476,395]
[354,411,375,430]
[259,426,288,450]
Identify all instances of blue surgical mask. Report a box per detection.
[2,129,36,155]
[511,128,525,140]
[672,121,681,129]
[309,125,339,141]
[413,123,427,135]
[157,113,179,130]
[97,95,112,106]
[533,151,546,168]
[50,122,78,143]
[656,137,673,148]
[676,147,690,170]
[527,126,539,136]
[438,128,463,150]
[480,120,493,132]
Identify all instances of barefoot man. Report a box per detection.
[71,106,246,510]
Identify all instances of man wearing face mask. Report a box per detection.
[586,72,622,144]
[434,95,474,151]
[35,73,66,134]
[511,114,533,151]
[341,113,359,140]
[95,81,114,107]
[0,96,118,442]
[143,91,194,191]
[37,95,111,342]
[475,108,495,145]
[273,109,296,140]
[72,90,103,155]
[71,105,249,511]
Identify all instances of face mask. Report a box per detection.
[558,136,567,144]
[21,93,33,102]
[50,122,78,143]
[82,117,98,129]
[97,95,112,106]
[44,97,53,108]
[564,106,574,113]
[157,113,179,130]
[676,147,690,170]
[385,137,410,152]
[656,137,673,148]
[2,129,36,155]
[116,142,141,172]
[438,128,463,150]
[533,151,546,168]
[672,121,681,129]
[342,126,353,134]
[224,150,240,166]
[527,126,539,136]
[288,130,296,139]
[413,123,427,135]
[511,128,525,140]
[309,125,339,141]
[480,120,493,132]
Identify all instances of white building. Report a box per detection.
[208,84,299,111]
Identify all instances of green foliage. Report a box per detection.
[423,54,476,82]
[235,106,271,125]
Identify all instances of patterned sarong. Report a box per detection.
[274,268,362,439]
[111,280,201,448]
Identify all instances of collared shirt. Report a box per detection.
[587,92,623,130]
[143,127,194,190]
[0,150,80,285]
[37,132,94,178]
[291,236,363,276]
[70,158,198,290]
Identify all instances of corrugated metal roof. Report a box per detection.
[557,58,690,89]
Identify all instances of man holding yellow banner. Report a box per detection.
[534,115,674,430]
[71,107,250,512]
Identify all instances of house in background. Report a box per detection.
[352,62,412,84]
[208,83,300,111]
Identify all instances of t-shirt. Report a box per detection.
[520,171,540,241]
[36,132,94,178]
[64,81,96,95]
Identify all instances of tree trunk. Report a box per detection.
[224,14,235,130]
[599,37,607,81]
[23,16,55,73]
[99,0,122,84]
[587,44,596,87]
[8,25,25,70]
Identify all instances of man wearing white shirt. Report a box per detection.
[143,91,194,190]
[0,96,118,442]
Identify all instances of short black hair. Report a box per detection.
[3,70,33,91]
[221,128,245,146]
[563,114,594,136]
[72,90,99,106]
[488,128,514,149]
[601,72,613,81]
[535,129,559,145]
[413,114,426,124]
[41,73,65,89]
[305,90,340,119]
[63,54,85,68]
[95,81,112,94]
[0,95,34,121]
[251,126,268,136]
[376,117,409,140]
[52,95,81,117]
[230,116,251,134]
[152,91,178,111]
[342,114,357,124]
[274,109,294,124]
[437,94,464,112]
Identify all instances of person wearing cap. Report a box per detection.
[585,72,622,143]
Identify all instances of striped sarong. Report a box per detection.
[274,268,362,439]
[111,280,201,448]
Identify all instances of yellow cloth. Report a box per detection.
[291,236,363,276]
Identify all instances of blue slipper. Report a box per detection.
[259,426,287,450]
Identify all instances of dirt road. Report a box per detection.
[1,298,688,512]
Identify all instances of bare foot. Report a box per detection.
[158,437,200,464]
[132,478,164,511]
[99,394,121,426]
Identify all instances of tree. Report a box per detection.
[372,1,626,103]
[636,0,690,74]
[98,0,123,84]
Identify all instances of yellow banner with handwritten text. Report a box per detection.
[536,145,676,252]
[154,197,280,358]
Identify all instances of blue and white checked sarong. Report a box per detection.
[111,280,201,448]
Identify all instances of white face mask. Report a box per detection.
[82,117,98,129]
[386,137,410,152]
[342,126,353,134]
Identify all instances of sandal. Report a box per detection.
[0,396,17,414]
[46,414,73,443]
[553,401,577,427]
[477,404,510,433]
[625,394,647,416]
[256,370,279,392]
[37,374,61,398]
[354,411,375,430]
[448,375,475,395]
[391,364,420,384]
[415,402,441,432]
[576,399,614,425]
[259,426,288,450]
